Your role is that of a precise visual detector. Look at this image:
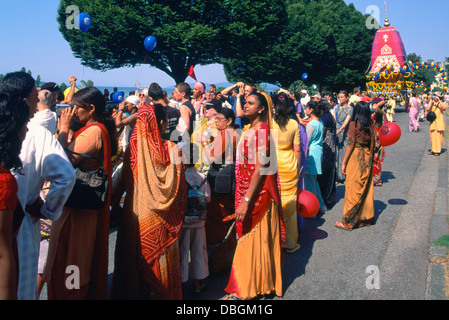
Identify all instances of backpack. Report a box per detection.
[186,179,207,216]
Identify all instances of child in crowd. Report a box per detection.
[179,163,211,294]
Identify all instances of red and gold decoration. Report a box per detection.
[365,17,415,98]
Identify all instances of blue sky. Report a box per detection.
[0,0,447,88]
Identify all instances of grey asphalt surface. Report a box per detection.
[40,105,448,301]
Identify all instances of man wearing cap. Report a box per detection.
[41,76,77,111]
[114,95,139,151]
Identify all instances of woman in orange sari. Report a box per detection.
[223,92,285,300]
[335,101,376,230]
[43,87,116,299]
[110,103,187,300]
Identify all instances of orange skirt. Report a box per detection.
[341,146,375,229]
[225,200,282,299]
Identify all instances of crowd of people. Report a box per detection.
[0,70,447,300]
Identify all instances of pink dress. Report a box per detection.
[409,97,419,132]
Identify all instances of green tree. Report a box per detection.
[407,53,437,88]
[57,0,230,84]
[220,0,288,85]
[36,75,41,87]
[222,0,376,91]
[80,80,94,88]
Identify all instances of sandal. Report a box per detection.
[335,222,352,231]
[428,151,435,155]
[284,243,301,254]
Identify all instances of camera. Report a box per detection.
[55,104,74,117]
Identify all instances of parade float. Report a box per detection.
[365,16,415,103]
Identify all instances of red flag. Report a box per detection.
[188,65,197,81]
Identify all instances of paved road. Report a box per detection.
[40,105,448,301]
[178,105,447,300]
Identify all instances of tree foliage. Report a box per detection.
[407,53,437,87]
[57,0,376,89]
[222,0,376,91]
[57,0,229,84]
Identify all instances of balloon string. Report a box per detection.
[136,52,149,87]
[82,32,85,77]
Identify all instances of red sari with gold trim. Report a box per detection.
[225,122,285,299]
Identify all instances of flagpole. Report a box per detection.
[384,0,390,27]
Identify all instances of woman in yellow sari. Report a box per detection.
[110,103,187,300]
[335,101,376,230]
[223,92,285,300]
[427,93,447,156]
[272,92,301,253]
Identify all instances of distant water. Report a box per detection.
[94,85,177,97]
[91,81,280,98]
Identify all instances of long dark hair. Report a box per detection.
[248,92,269,123]
[352,101,372,134]
[73,87,118,156]
[0,93,30,171]
[306,100,322,118]
[0,72,35,100]
[273,92,292,130]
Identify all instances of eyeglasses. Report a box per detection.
[214,117,226,121]
[139,94,146,97]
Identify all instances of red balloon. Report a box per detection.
[297,190,320,218]
[379,122,401,147]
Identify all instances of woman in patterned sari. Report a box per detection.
[223,92,286,300]
[110,104,187,300]
[335,91,353,183]
[335,101,376,230]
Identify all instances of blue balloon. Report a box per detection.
[144,36,157,52]
[77,13,92,32]
[302,73,308,81]
[112,91,124,104]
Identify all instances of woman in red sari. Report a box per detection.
[0,93,29,299]
[110,103,187,300]
[223,92,285,300]
[44,87,117,299]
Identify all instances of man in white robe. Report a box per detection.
[0,72,75,300]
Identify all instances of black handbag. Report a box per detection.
[207,130,236,194]
[426,110,436,123]
[208,162,235,194]
[64,147,109,210]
